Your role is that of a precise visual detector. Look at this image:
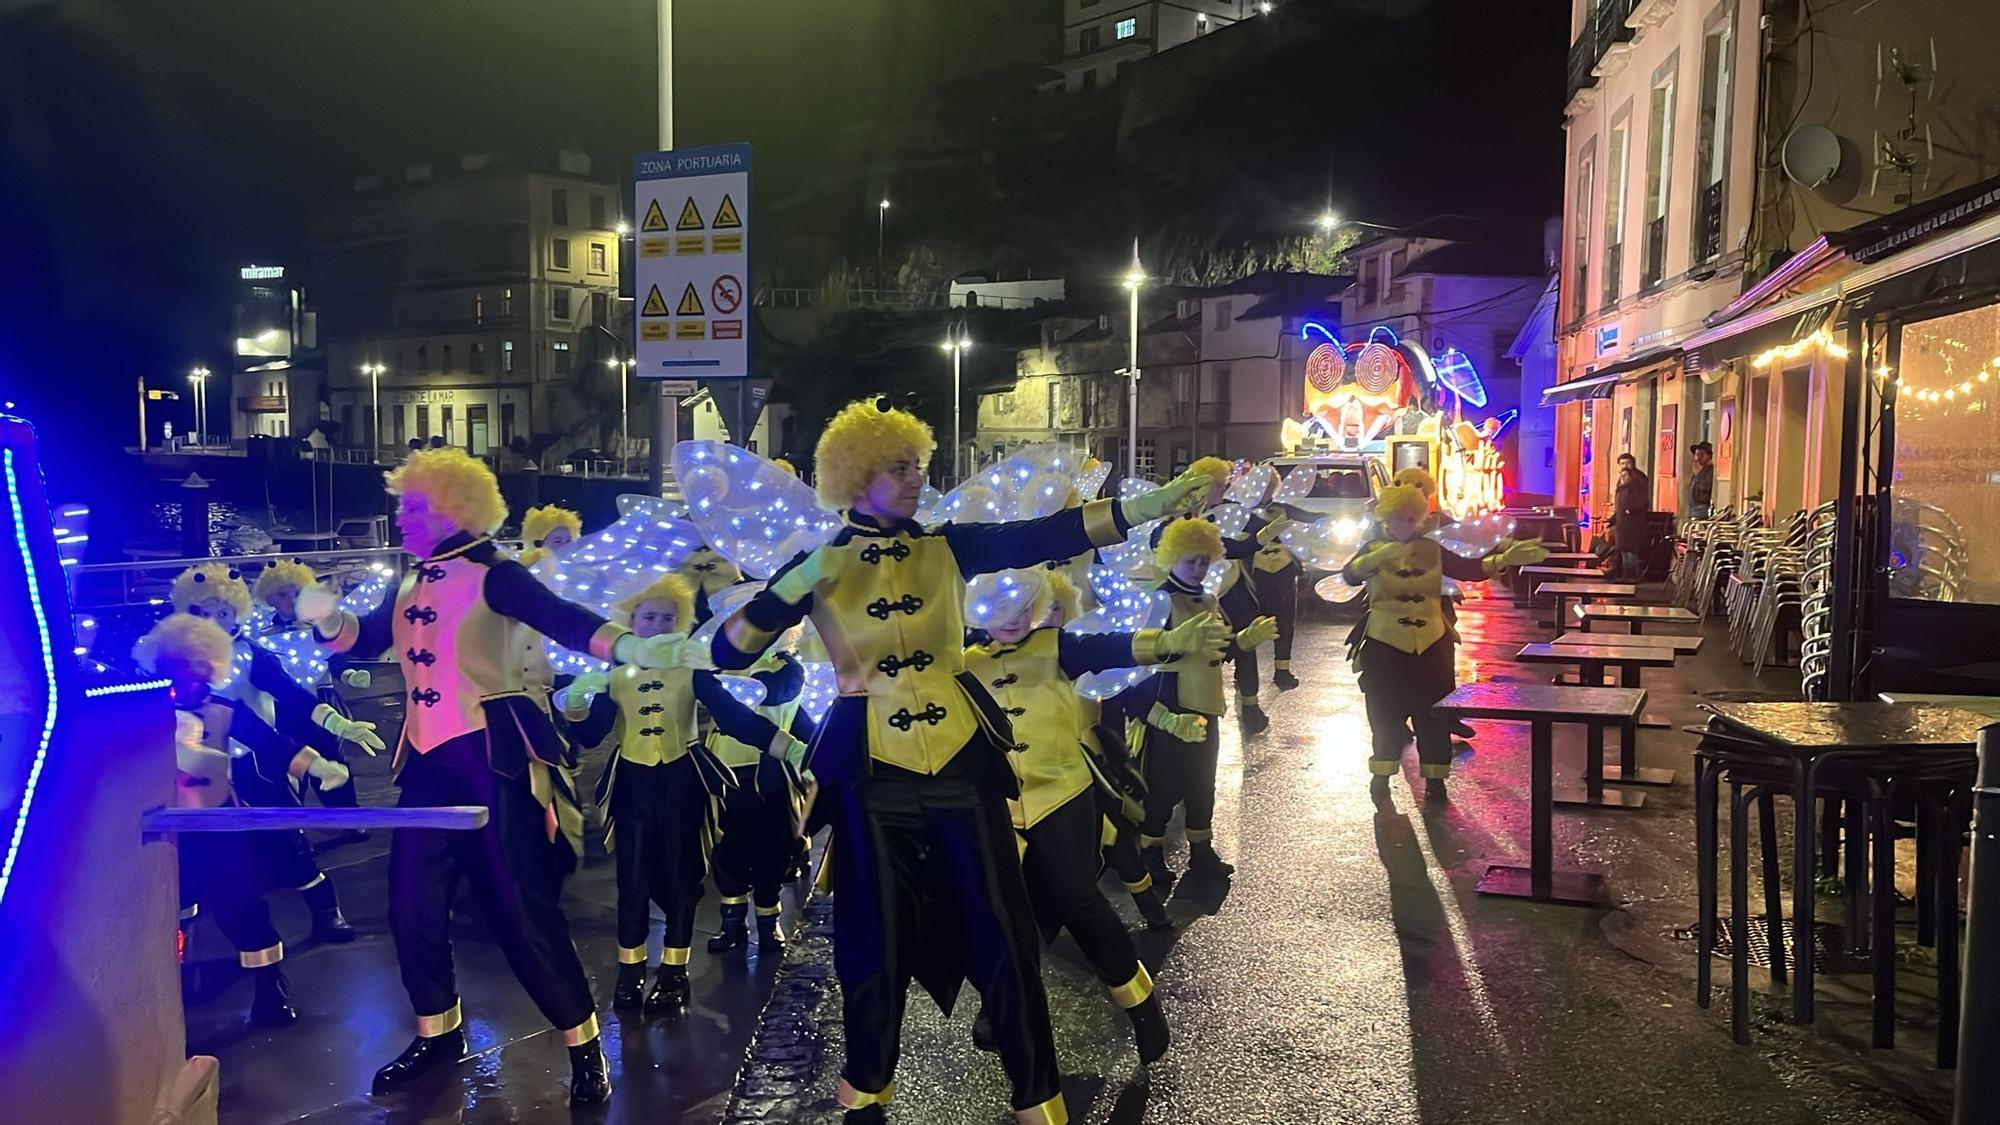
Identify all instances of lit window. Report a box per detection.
[1115,17,1136,39]
[590,243,608,273]
[501,340,515,374]
[552,340,572,375]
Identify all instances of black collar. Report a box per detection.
[843,509,924,538]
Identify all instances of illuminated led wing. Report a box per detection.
[252,565,396,689]
[688,580,765,656]
[1432,512,1518,557]
[914,483,945,525]
[934,443,1094,525]
[1069,566,1171,700]
[542,497,705,675]
[673,440,843,581]
[964,570,1040,631]
[1222,463,1274,509]
[1207,503,1252,540]
[691,579,833,722]
[1098,478,1164,581]
[1279,515,1368,570]
[1272,465,1316,504]
[1075,459,1112,502]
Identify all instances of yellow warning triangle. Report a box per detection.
[640,285,670,317]
[676,283,705,317]
[711,193,743,229]
[676,197,705,231]
[640,199,669,232]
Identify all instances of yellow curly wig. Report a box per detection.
[772,458,797,477]
[1189,455,1232,484]
[1044,569,1082,622]
[813,400,935,508]
[1154,517,1225,570]
[521,504,582,547]
[611,572,695,631]
[1393,466,1437,499]
[385,447,507,535]
[134,612,235,685]
[1374,484,1430,521]
[252,559,316,607]
[171,563,252,617]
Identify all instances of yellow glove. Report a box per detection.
[1147,703,1209,742]
[1120,469,1214,525]
[1235,615,1279,651]
[1345,540,1402,576]
[317,710,385,756]
[1255,517,1294,546]
[769,731,810,771]
[1159,611,1230,661]
[339,667,373,690]
[769,545,847,605]
[631,634,708,671]
[1495,538,1551,569]
[305,754,351,790]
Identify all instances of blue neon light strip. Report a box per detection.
[1367,325,1401,347]
[1434,349,1489,407]
[1488,408,1520,439]
[1300,321,1343,345]
[0,448,59,909]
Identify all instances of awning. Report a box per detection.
[1539,346,1683,407]
[1683,295,1838,376]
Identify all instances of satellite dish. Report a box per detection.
[1782,125,1842,188]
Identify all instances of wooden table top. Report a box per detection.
[1435,681,1646,722]
[1519,564,1607,578]
[1702,701,1991,750]
[1534,581,1638,597]
[1560,630,1703,653]
[1539,552,1601,562]
[1578,603,1698,621]
[1516,641,1678,667]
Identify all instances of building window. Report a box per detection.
[1359,256,1379,304]
[1136,438,1157,481]
[1603,110,1630,306]
[1212,300,1232,331]
[341,404,354,445]
[502,340,515,373]
[552,340,571,375]
[474,290,484,324]
[551,288,571,320]
[1115,17,1136,39]
[551,187,569,226]
[1571,142,1596,321]
[416,405,430,441]
[1387,249,1409,301]
[1080,26,1101,52]
[503,287,514,317]
[441,405,454,445]
[470,341,486,374]
[393,404,406,447]
[501,401,517,446]
[441,344,453,372]
[589,193,607,229]
[417,344,430,373]
[1692,16,1733,265]
[1641,57,1678,289]
[550,238,570,271]
[590,242,608,273]
[591,291,610,323]
[467,404,489,456]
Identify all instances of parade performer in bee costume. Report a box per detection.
[707,400,1213,1125]
[965,567,1227,1062]
[173,562,375,942]
[1341,485,1545,801]
[299,448,702,1105]
[253,558,374,823]
[1132,518,1276,890]
[703,643,815,956]
[562,572,801,1009]
[1239,465,1307,691]
[139,614,331,1027]
[677,541,744,625]
[515,504,583,716]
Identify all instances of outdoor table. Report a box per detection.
[1433,682,1646,904]
[1515,642,1677,789]
[1559,629,1703,655]
[1514,562,1609,601]
[1503,511,1575,549]
[1698,702,1987,1027]
[1539,551,1602,566]
[1577,603,1699,633]
[1878,692,2000,720]
[1534,581,1637,631]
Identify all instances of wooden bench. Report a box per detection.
[1534,581,1638,631]
[1432,682,1646,905]
[1559,629,1702,654]
[1577,602,1700,634]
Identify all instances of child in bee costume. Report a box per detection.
[1340,485,1546,802]
[703,645,816,955]
[253,558,376,826]
[138,614,336,1027]
[1131,518,1277,891]
[708,400,1214,1125]
[964,567,1228,1063]
[1239,465,1307,691]
[563,573,805,1010]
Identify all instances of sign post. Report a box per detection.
[634,143,750,463]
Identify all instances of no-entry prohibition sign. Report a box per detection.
[712,274,743,315]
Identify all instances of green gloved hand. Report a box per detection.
[568,670,611,697]
[1345,540,1402,576]
[630,633,708,671]
[1147,703,1209,742]
[1496,538,1551,569]
[1159,611,1230,661]
[305,753,351,790]
[1235,615,1280,651]
[1255,517,1295,546]
[339,667,373,690]
[770,732,810,772]
[317,710,385,756]
[1120,469,1216,526]
[769,545,847,605]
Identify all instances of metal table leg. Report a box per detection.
[1794,757,1818,1023]
[1696,752,1717,1008]
[1559,720,1642,808]
[1731,780,1752,1044]
[1759,790,1787,984]
[1480,718,1603,905]
[1873,789,1897,1048]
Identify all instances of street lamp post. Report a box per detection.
[1123,250,1144,480]
[361,362,385,460]
[942,324,971,484]
[877,198,891,286]
[609,357,636,472]
[649,0,678,497]
[189,366,210,446]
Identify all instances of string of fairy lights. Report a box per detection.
[1892,353,2000,412]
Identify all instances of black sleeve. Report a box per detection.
[484,560,617,654]
[248,645,337,752]
[332,590,399,660]
[1056,630,1146,678]
[1440,545,1493,583]
[227,698,304,787]
[1218,580,1259,632]
[752,652,806,707]
[713,552,816,670]
[941,502,1133,579]
[693,671,784,750]
[1221,513,1264,560]
[566,690,619,748]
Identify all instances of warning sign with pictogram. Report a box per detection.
[712,194,742,229]
[634,142,750,380]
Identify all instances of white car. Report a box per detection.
[1267,454,1388,612]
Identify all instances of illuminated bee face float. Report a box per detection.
[1301,328,1429,452]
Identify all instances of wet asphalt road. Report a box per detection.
[195,586,1957,1123]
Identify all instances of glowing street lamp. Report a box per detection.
[360,362,386,457]
[942,325,972,483]
[1123,250,1145,480]
[877,198,892,283]
[188,366,210,444]
[607,356,638,471]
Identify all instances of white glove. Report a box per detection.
[296,585,339,626]
[306,754,351,791]
[340,668,373,689]
[568,670,611,697]
[770,732,810,771]
[318,711,385,756]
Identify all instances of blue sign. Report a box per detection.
[1595,323,1620,356]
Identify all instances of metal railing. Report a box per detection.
[72,546,407,613]
[1567,0,1639,102]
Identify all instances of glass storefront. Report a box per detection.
[1887,299,1999,602]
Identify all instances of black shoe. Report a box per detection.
[371,1028,466,1093]
[249,965,297,1027]
[1133,888,1174,931]
[645,964,689,1012]
[612,961,647,1010]
[1425,777,1449,803]
[568,1038,612,1105]
[707,902,749,953]
[844,1108,887,1125]
[300,877,356,944]
[756,909,787,951]
[1188,842,1234,878]
[1143,846,1177,893]
[338,828,372,845]
[1127,994,1171,1064]
[1273,669,1301,691]
[1238,706,1271,735]
[1450,719,1477,740]
[970,1009,1000,1053]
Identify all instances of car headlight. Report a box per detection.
[1333,517,1359,542]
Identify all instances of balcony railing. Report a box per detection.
[1602,241,1623,307]
[1567,0,1639,103]
[1641,214,1667,290]
[1694,180,1724,265]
